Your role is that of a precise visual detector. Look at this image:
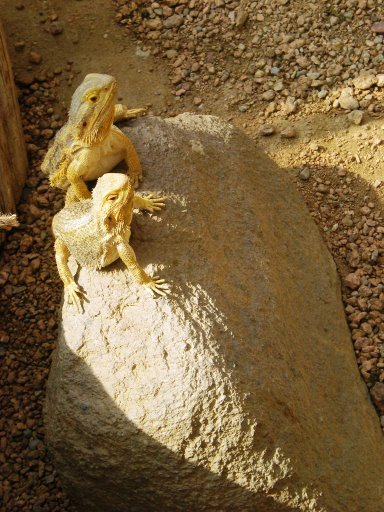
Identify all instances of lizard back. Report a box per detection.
[41,124,74,189]
[52,200,106,268]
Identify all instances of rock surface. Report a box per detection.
[338,89,359,110]
[45,114,384,512]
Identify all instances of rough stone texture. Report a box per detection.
[347,110,364,126]
[353,72,377,90]
[45,114,384,512]
[338,89,359,110]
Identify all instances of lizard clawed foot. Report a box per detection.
[64,282,86,312]
[145,276,170,297]
[141,194,166,212]
[122,107,148,120]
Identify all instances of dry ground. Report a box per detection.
[0,0,383,510]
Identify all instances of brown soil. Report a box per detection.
[0,0,383,511]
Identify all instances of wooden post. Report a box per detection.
[0,21,28,214]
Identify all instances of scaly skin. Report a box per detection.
[52,173,169,312]
[41,73,146,204]
[0,213,19,231]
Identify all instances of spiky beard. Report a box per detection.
[97,198,132,236]
[82,106,115,146]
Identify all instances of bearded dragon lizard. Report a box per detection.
[52,173,169,311]
[41,73,145,204]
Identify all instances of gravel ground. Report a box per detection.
[113,0,384,117]
[1,1,384,511]
[294,151,384,425]
[0,74,73,511]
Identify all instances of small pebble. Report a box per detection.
[372,21,384,33]
[347,110,364,126]
[353,73,377,90]
[262,90,275,101]
[14,41,25,51]
[339,90,359,110]
[299,168,311,180]
[28,51,42,64]
[281,126,297,139]
[259,125,275,136]
[50,21,64,35]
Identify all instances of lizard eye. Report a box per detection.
[89,95,98,103]
[107,194,118,201]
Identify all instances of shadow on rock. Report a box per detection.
[47,343,298,512]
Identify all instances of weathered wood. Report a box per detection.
[0,21,28,213]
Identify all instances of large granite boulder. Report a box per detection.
[45,114,384,512]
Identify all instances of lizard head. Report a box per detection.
[69,73,117,145]
[92,173,134,233]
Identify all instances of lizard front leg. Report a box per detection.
[116,240,169,297]
[133,194,166,212]
[113,128,142,188]
[67,160,91,201]
[64,185,82,206]
[123,135,142,189]
[114,104,147,123]
[54,239,85,312]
